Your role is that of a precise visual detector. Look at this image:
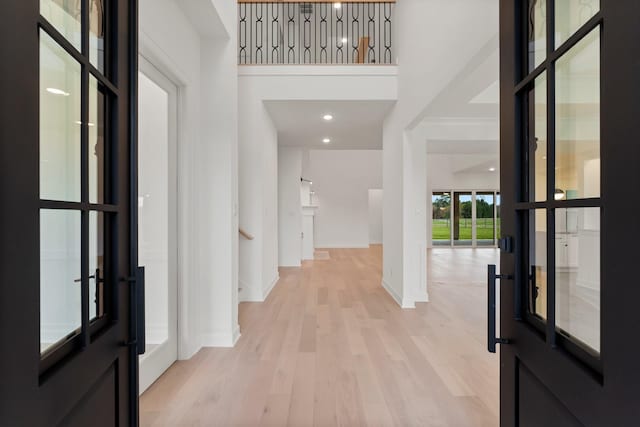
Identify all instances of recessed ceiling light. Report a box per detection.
[333,2,342,9]
[489,167,496,172]
[341,38,348,44]
[46,87,70,96]
[323,114,333,121]
[322,138,331,144]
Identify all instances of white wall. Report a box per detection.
[139,0,239,355]
[238,80,279,301]
[278,148,303,267]
[238,65,397,301]
[382,0,499,308]
[305,150,382,248]
[427,154,500,191]
[368,189,383,245]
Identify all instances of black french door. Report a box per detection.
[497,0,640,425]
[0,1,142,426]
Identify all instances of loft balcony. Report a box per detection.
[238,1,396,65]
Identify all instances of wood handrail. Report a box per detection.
[239,228,255,240]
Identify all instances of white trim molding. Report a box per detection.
[201,324,241,348]
[382,279,402,307]
[238,65,399,77]
[239,274,280,303]
[263,274,280,301]
[315,244,371,249]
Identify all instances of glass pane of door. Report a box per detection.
[496,193,501,239]
[529,72,547,202]
[40,31,81,202]
[528,209,548,320]
[40,209,81,354]
[40,0,82,51]
[555,0,599,48]
[476,192,496,246]
[556,207,600,354]
[432,192,451,246]
[527,0,546,72]
[555,27,600,201]
[453,192,472,246]
[89,0,107,72]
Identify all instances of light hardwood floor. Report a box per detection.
[140,246,500,427]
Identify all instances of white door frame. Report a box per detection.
[138,55,179,394]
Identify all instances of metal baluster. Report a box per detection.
[368,3,376,63]
[336,3,344,63]
[384,2,392,64]
[239,3,247,64]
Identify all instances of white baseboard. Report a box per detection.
[400,293,429,309]
[382,279,403,307]
[201,324,241,348]
[413,292,429,303]
[239,274,280,302]
[263,274,280,300]
[315,244,370,249]
[231,324,241,346]
[381,280,425,309]
[239,287,263,302]
[401,297,417,309]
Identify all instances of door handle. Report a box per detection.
[134,266,146,355]
[488,264,512,353]
[122,267,146,355]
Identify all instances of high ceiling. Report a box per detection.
[265,100,395,150]
[419,36,500,167]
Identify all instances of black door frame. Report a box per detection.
[499,0,640,425]
[0,1,141,425]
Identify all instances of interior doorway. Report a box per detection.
[431,190,500,247]
[138,57,179,394]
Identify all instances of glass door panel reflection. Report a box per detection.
[556,207,600,354]
[555,27,600,201]
[476,192,496,246]
[432,192,451,246]
[40,210,81,354]
[528,209,548,320]
[496,193,501,239]
[453,192,472,246]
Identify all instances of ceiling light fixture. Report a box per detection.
[323,114,333,121]
[341,37,348,44]
[322,138,331,144]
[333,2,342,9]
[489,167,496,172]
[75,121,95,127]
[554,189,566,201]
[46,87,70,96]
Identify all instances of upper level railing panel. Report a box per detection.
[238,1,395,65]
